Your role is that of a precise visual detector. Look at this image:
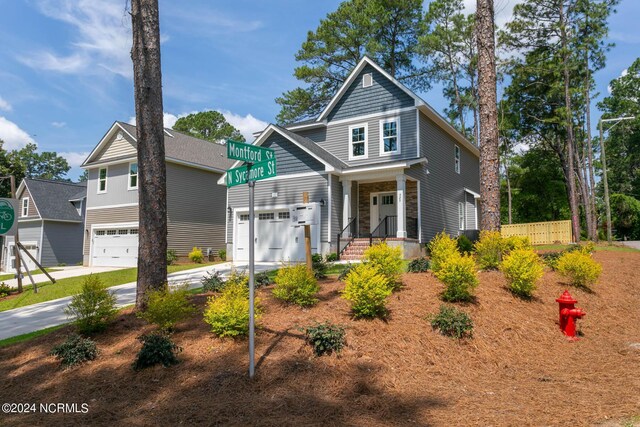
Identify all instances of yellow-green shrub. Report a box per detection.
[363,242,404,286]
[435,254,478,302]
[428,232,459,273]
[188,247,204,263]
[556,251,602,288]
[272,264,319,307]
[203,281,261,338]
[474,231,503,270]
[342,263,392,318]
[138,285,195,331]
[500,249,544,298]
[502,236,532,254]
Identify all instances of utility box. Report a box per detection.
[290,203,320,227]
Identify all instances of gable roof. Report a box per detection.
[82,121,235,172]
[22,179,86,222]
[316,56,479,157]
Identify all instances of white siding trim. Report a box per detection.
[327,106,415,126]
[416,109,420,157]
[417,181,422,243]
[86,202,138,211]
[38,221,44,263]
[327,175,332,244]
[225,188,229,244]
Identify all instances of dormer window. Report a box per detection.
[348,123,368,160]
[21,197,29,217]
[362,73,373,88]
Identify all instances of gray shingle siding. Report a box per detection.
[327,64,415,122]
[41,221,83,266]
[86,163,138,208]
[261,133,325,175]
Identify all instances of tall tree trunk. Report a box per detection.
[131,0,167,309]
[578,147,593,239]
[476,0,500,230]
[559,2,581,243]
[584,54,598,240]
[505,151,513,225]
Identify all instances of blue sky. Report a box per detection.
[0,0,638,181]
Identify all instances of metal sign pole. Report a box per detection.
[248,176,256,379]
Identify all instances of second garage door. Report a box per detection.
[91,227,139,267]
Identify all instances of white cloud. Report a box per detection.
[59,151,90,168]
[21,0,132,78]
[0,116,36,150]
[462,0,525,29]
[127,113,180,129]
[0,96,12,112]
[51,121,66,128]
[218,110,267,141]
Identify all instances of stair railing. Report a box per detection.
[336,216,357,260]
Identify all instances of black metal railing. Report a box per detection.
[369,215,398,246]
[336,216,357,259]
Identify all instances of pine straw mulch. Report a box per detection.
[1,251,639,426]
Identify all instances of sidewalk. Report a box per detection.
[0,262,278,341]
[2,266,123,289]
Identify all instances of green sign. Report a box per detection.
[0,199,17,236]
[227,139,275,163]
[226,158,277,187]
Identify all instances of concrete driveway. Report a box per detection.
[2,266,124,289]
[620,241,640,250]
[0,261,279,341]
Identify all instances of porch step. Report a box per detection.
[339,239,372,260]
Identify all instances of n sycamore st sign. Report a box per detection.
[226,158,277,187]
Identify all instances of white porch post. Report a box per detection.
[342,179,352,236]
[396,174,407,238]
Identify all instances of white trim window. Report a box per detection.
[380,116,400,155]
[98,167,108,193]
[21,197,29,217]
[458,202,465,230]
[455,145,461,174]
[348,123,368,160]
[128,162,138,190]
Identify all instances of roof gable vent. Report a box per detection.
[362,73,373,88]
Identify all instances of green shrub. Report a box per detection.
[132,333,182,370]
[407,257,430,273]
[540,251,563,270]
[0,282,11,298]
[138,285,195,331]
[500,249,544,298]
[429,305,473,339]
[226,269,248,288]
[435,254,478,302]
[304,322,346,356]
[456,234,474,254]
[428,232,459,273]
[312,253,328,279]
[474,230,503,270]
[272,264,320,307]
[201,271,226,292]
[255,271,274,287]
[363,242,404,285]
[65,275,117,334]
[50,334,98,368]
[326,252,339,262]
[556,251,602,288]
[338,263,356,282]
[203,281,260,338]
[166,249,178,266]
[342,263,392,318]
[218,249,227,261]
[578,241,596,254]
[188,247,204,263]
[502,236,532,254]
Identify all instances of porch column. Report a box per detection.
[396,174,407,238]
[342,179,352,236]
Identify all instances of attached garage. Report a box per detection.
[234,208,320,262]
[91,226,139,267]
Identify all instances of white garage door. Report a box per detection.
[235,209,319,262]
[92,228,139,267]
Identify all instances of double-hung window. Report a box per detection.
[454,145,461,174]
[21,198,29,217]
[348,123,368,160]
[380,117,400,155]
[128,162,138,190]
[98,167,108,193]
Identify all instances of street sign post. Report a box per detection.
[0,198,18,236]
[225,140,277,379]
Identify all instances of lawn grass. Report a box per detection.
[0,268,61,282]
[0,262,220,313]
[0,324,66,348]
[535,244,640,252]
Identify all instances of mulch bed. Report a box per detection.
[1,251,639,426]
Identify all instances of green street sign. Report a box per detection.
[226,158,277,187]
[0,199,17,236]
[227,139,275,163]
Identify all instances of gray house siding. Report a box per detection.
[414,111,480,243]
[261,132,325,175]
[166,163,226,256]
[41,221,83,266]
[86,162,138,208]
[327,64,414,122]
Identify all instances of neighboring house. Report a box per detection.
[2,179,87,271]
[80,122,234,267]
[222,56,480,262]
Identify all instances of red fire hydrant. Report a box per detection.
[556,290,586,341]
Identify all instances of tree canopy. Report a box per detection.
[173,111,245,143]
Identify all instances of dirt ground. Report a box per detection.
[1,251,639,426]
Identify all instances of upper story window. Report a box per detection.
[98,167,108,193]
[362,73,373,88]
[21,197,29,217]
[454,145,461,174]
[380,117,400,155]
[459,202,465,230]
[348,123,368,160]
[128,162,138,190]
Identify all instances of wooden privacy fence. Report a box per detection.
[501,220,573,245]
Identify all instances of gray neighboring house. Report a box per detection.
[80,121,234,267]
[222,56,480,261]
[2,179,87,271]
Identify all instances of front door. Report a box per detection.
[370,192,396,232]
